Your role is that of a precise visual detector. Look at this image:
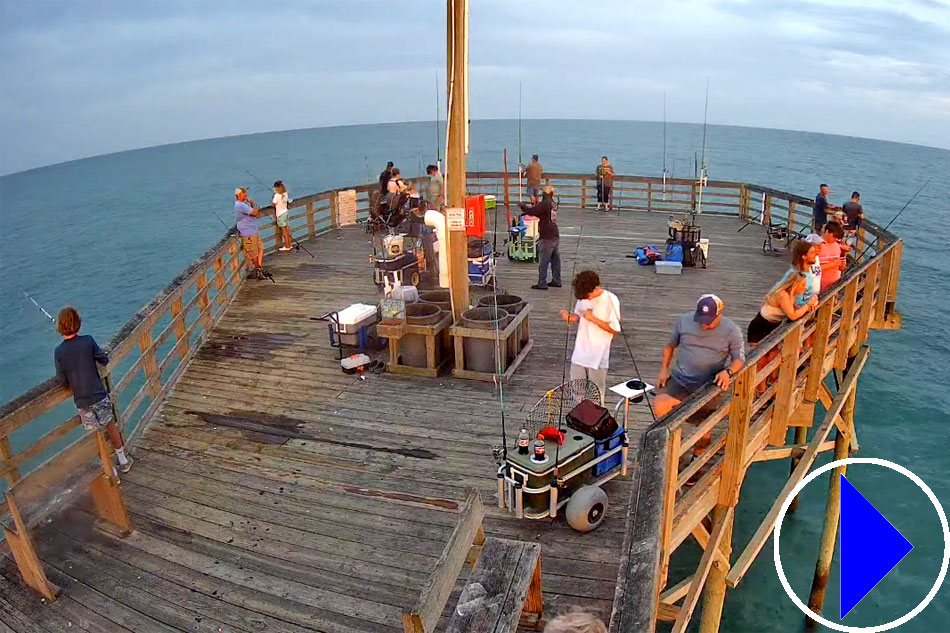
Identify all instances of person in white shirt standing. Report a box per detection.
[559,270,621,404]
[273,180,292,252]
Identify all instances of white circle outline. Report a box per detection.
[773,457,949,632]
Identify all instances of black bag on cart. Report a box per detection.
[566,399,618,440]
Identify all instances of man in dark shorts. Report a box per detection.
[813,184,839,231]
[654,295,745,455]
[841,191,863,247]
[54,307,132,473]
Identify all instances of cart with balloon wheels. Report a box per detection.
[371,232,425,289]
[495,379,630,532]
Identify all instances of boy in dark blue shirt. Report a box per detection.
[54,307,132,473]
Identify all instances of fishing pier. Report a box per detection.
[0,169,904,632]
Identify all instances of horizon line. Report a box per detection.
[3,117,948,178]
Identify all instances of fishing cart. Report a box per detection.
[496,379,629,532]
[507,215,539,262]
[372,232,425,289]
[667,215,708,269]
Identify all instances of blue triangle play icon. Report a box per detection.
[840,474,914,619]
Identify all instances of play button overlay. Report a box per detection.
[839,474,914,619]
[773,458,950,632]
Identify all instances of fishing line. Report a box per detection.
[207,203,275,283]
[234,163,315,258]
[846,176,930,272]
[22,290,55,323]
[553,194,585,475]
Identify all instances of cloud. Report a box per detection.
[1,0,948,174]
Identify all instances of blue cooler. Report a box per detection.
[593,425,625,476]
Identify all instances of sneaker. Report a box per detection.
[120,457,134,474]
[531,284,548,290]
[278,246,292,252]
[548,281,562,288]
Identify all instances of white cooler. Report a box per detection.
[334,303,379,346]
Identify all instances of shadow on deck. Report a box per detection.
[2,208,789,632]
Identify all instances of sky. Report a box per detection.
[1,0,948,174]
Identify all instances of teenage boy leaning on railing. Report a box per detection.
[54,306,133,474]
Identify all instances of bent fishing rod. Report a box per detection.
[206,203,276,283]
[846,176,931,272]
[233,163,315,258]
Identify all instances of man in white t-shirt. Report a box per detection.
[559,270,621,404]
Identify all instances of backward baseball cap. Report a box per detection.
[694,293,724,325]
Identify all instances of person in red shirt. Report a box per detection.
[818,222,846,293]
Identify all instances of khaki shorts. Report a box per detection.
[241,233,262,259]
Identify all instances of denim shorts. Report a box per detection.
[526,185,542,199]
[79,396,114,431]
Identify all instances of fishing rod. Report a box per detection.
[22,290,55,323]
[846,176,931,272]
[234,163,315,258]
[662,92,668,201]
[694,78,710,222]
[206,203,276,284]
[518,82,523,205]
[435,73,442,164]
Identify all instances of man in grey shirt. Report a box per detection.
[655,294,745,423]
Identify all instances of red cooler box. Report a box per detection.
[465,194,486,238]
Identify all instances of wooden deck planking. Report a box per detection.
[5,208,787,632]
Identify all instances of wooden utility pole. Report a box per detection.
[445,0,470,321]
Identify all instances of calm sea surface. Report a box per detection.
[1,121,948,631]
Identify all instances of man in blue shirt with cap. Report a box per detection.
[654,294,745,422]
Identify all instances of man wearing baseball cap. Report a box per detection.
[654,294,745,424]
[234,187,264,278]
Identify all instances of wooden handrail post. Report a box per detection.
[330,191,340,229]
[738,185,747,218]
[719,366,756,507]
[763,193,772,225]
[851,260,879,356]
[137,327,161,399]
[873,247,895,327]
[835,279,859,371]
[769,322,803,445]
[196,269,212,327]
[804,299,836,403]
[658,427,682,593]
[887,240,902,305]
[169,295,188,362]
[787,201,797,234]
[647,182,653,213]
[214,256,226,308]
[1,436,19,484]
[306,201,315,238]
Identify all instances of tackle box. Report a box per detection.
[593,425,625,476]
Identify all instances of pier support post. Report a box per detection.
[806,389,855,625]
[788,426,808,512]
[698,505,734,633]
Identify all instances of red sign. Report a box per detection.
[465,194,486,238]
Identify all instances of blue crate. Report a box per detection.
[593,425,625,476]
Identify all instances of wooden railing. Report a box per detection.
[607,190,903,631]
[0,182,379,523]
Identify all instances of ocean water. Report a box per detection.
[1,120,948,631]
